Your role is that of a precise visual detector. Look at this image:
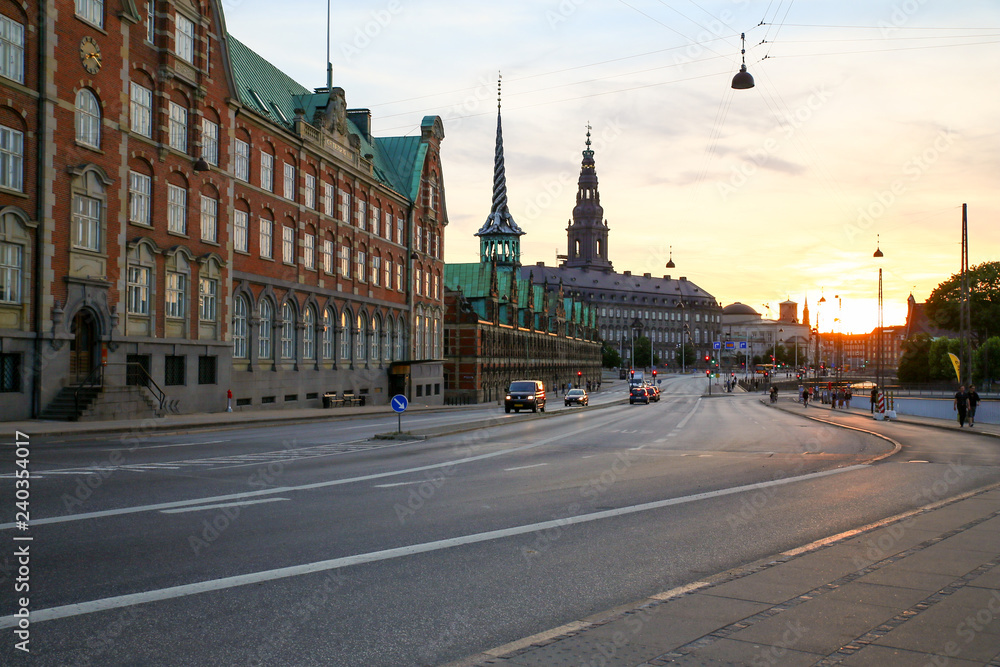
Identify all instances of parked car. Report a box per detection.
[629,387,650,405]
[564,388,589,407]
[505,380,546,413]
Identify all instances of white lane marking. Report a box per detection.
[504,463,548,471]
[372,480,428,488]
[0,464,868,628]
[159,498,289,514]
[675,398,701,430]
[0,417,623,530]
[125,439,232,450]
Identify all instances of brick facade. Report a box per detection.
[0,0,446,419]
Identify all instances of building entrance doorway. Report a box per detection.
[70,310,98,382]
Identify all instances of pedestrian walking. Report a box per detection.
[870,387,878,414]
[968,385,981,427]
[954,385,969,427]
[846,387,853,409]
[802,386,810,408]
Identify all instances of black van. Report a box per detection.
[505,380,546,413]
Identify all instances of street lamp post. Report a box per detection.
[874,237,885,416]
[630,316,643,376]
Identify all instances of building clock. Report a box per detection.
[80,36,102,74]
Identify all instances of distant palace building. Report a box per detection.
[443,95,600,403]
[521,129,722,367]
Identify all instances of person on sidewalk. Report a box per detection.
[870,387,878,414]
[954,385,969,427]
[802,386,810,408]
[968,385,980,427]
[845,386,853,409]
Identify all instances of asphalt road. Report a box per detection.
[2,375,1000,666]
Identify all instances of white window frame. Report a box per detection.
[304,173,316,209]
[233,295,248,359]
[355,249,366,282]
[165,270,185,319]
[167,184,187,234]
[175,12,195,63]
[72,195,101,251]
[200,195,217,242]
[303,233,315,270]
[384,258,392,288]
[0,15,25,84]
[321,239,333,274]
[0,125,24,192]
[75,0,104,28]
[258,300,272,360]
[234,210,249,252]
[75,89,101,148]
[339,312,350,360]
[338,244,350,278]
[0,241,22,304]
[372,255,380,286]
[234,139,250,181]
[130,83,153,137]
[127,265,150,315]
[168,102,188,153]
[202,118,219,165]
[128,171,151,225]
[280,303,295,359]
[322,309,333,360]
[303,307,315,361]
[145,1,155,43]
[283,162,295,200]
[322,183,334,215]
[199,277,217,322]
[259,219,273,259]
[260,151,274,191]
[282,226,294,264]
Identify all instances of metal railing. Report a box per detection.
[74,363,105,417]
[125,361,167,413]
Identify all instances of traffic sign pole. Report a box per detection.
[391,394,408,433]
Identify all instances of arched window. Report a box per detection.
[258,299,273,360]
[355,314,366,360]
[415,308,424,358]
[384,318,393,361]
[574,239,580,257]
[75,89,101,147]
[394,319,403,361]
[433,317,440,359]
[303,306,315,361]
[280,302,295,359]
[233,295,248,359]
[339,310,350,360]
[371,316,380,363]
[322,308,334,360]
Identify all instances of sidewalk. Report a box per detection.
[446,402,1000,666]
[0,402,460,439]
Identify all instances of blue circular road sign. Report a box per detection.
[391,394,408,413]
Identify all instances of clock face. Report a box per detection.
[80,36,101,74]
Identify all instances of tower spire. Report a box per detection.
[564,122,612,271]
[476,73,524,267]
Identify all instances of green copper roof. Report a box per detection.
[225,35,433,202]
[227,35,309,129]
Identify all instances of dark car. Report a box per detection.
[564,388,589,407]
[629,387,649,405]
[505,380,546,413]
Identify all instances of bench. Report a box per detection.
[342,392,363,407]
[322,393,343,408]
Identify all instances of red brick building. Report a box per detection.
[0,0,445,419]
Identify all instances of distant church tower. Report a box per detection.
[802,297,810,328]
[563,125,613,271]
[475,77,524,267]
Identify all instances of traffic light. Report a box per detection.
[630,369,634,378]
[577,371,582,378]
[652,369,657,378]
[704,355,710,363]
[705,370,710,377]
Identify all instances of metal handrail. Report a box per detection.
[125,361,166,412]
[74,363,105,417]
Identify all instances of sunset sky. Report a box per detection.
[225,1,1000,335]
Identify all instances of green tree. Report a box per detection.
[897,334,932,383]
[634,336,654,368]
[928,337,964,382]
[925,261,1000,341]
[601,340,623,369]
[974,336,1000,386]
[677,344,696,368]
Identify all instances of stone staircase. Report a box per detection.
[40,386,161,421]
